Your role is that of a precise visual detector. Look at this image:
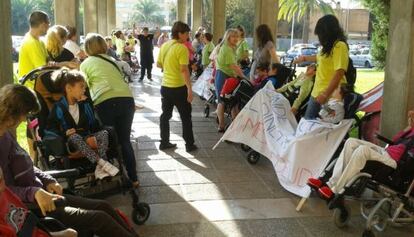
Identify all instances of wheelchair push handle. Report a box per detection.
[53,197,66,208]
[375,133,394,145]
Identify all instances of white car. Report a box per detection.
[350,48,373,68]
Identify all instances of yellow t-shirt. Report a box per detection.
[18,33,48,89]
[157,40,189,88]
[312,41,348,98]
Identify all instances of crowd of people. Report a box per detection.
[1,9,413,237]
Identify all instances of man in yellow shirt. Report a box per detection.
[157,21,197,152]
[18,11,50,89]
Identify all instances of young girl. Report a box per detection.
[251,63,269,89]
[47,69,119,179]
[318,84,348,124]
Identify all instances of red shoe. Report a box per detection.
[307,178,323,189]
[318,186,334,200]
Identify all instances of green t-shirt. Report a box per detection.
[236,39,249,61]
[115,38,125,56]
[201,41,215,66]
[312,41,348,98]
[216,43,237,77]
[80,54,132,106]
[157,40,189,88]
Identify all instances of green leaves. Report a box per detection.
[278,0,334,22]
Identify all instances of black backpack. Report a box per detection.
[345,57,357,90]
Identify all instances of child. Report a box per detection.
[277,64,316,115]
[318,84,349,123]
[47,69,119,179]
[251,63,269,88]
[267,63,292,90]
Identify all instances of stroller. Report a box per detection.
[311,134,414,237]
[20,66,150,225]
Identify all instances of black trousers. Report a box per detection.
[140,65,152,80]
[160,86,194,146]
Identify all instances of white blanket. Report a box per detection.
[214,82,353,197]
[192,65,214,100]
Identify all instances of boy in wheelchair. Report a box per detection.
[46,69,119,179]
[0,84,138,237]
[308,110,414,200]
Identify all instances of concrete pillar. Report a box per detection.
[97,0,108,36]
[107,0,116,33]
[0,0,12,87]
[212,0,226,44]
[84,0,98,34]
[54,0,79,28]
[177,0,187,23]
[191,0,202,32]
[380,0,414,137]
[254,0,279,50]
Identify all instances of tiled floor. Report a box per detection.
[105,67,414,237]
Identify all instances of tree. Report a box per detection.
[278,0,334,43]
[132,0,165,26]
[202,0,212,33]
[226,0,255,37]
[361,0,389,69]
[11,0,54,35]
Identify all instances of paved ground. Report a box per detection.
[105,67,414,237]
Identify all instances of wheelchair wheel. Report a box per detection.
[132,202,150,225]
[362,229,376,237]
[240,144,251,152]
[333,205,351,228]
[204,104,210,118]
[247,151,260,164]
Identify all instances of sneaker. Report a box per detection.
[307,178,323,190]
[318,186,334,200]
[159,142,177,150]
[95,165,110,180]
[148,78,153,81]
[98,159,119,176]
[185,144,198,152]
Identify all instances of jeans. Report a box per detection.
[140,65,152,80]
[95,97,137,182]
[49,194,137,237]
[214,70,229,104]
[160,86,194,146]
[304,97,322,119]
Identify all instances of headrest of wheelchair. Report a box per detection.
[44,168,80,179]
[344,92,364,119]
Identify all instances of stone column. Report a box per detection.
[380,0,414,137]
[84,0,98,34]
[0,0,12,87]
[191,0,202,32]
[177,0,187,23]
[54,0,79,28]
[107,0,116,33]
[97,0,108,36]
[212,0,226,43]
[254,0,279,50]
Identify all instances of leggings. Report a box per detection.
[67,130,109,164]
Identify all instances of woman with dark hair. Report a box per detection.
[295,14,349,119]
[250,24,279,81]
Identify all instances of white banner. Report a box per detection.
[192,65,214,100]
[214,82,353,197]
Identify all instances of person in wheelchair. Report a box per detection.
[317,84,349,124]
[307,110,414,200]
[46,68,119,179]
[0,84,138,237]
[276,63,316,115]
[0,167,77,237]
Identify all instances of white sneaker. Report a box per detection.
[98,159,119,177]
[94,165,110,180]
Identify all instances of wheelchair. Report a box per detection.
[20,66,150,225]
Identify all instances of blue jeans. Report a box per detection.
[215,70,229,103]
[304,97,321,120]
[95,97,137,182]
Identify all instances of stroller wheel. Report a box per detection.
[247,151,260,164]
[362,229,376,237]
[240,144,251,152]
[204,105,210,118]
[132,202,150,225]
[333,205,351,228]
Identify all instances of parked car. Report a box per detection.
[281,44,318,66]
[350,48,373,68]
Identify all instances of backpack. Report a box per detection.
[345,57,357,90]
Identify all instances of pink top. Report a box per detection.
[386,127,414,162]
[184,41,194,62]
